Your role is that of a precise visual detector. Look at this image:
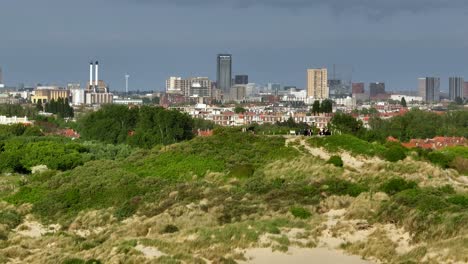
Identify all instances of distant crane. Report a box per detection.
[125,74,130,94]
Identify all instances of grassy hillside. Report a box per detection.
[1,132,467,263]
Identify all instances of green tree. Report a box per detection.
[320,99,333,114]
[312,100,321,115]
[401,97,407,107]
[234,106,246,114]
[330,112,364,135]
[36,100,43,112]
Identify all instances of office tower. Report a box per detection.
[369,82,385,98]
[328,64,352,98]
[217,54,232,96]
[307,68,328,99]
[229,85,246,101]
[418,78,427,100]
[0,67,3,85]
[235,75,248,85]
[424,77,440,103]
[464,82,468,99]
[166,76,212,97]
[267,83,281,95]
[449,77,464,101]
[166,77,183,94]
[352,83,365,94]
[189,82,210,97]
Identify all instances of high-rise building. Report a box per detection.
[449,77,464,101]
[464,82,468,99]
[0,67,3,85]
[307,68,328,99]
[352,83,365,94]
[328,64,352,98]
[424,77,440,103]
[369,82,385,98]
[418,78,426,100]
[217,54,232,96]
[229,85,246,101]
[166,77,184,94]
[165,76,212,97]
[235,75,248,85]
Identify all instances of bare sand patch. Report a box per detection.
[135,244,166,259]
[239,247,373,264]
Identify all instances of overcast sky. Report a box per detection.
[1,0,467,92]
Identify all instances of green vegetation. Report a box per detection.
[378,183,468,241]
[369,109,468,141]
[327,155,344,167]
[310,99,333,115]
[77,105,193,148]
[290,207,312,219]
[44,98,74,118]
[416,146,468,173]
[309,134,386,157]
[0,104,38,118]
[309,134,410,162]
[0,107,466,263]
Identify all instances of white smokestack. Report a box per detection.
[95,61,99,88]
[89,62,93,90]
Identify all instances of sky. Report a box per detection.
[1,0,468,92]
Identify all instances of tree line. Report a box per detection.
[44,98,74,118]
[311,99,333,115]
[329,109,468,142]
[77,105,194,148]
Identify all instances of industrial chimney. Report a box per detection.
[95,61,99,91]
[89,61,93,91]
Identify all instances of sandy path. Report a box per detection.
[285,137,372,169]
[239,247,372,264]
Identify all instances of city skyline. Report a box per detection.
[1,0,468,91]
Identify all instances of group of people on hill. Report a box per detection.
[298,128,331,136]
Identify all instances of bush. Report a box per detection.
[327,156,344,167]
[383,146,407,162]
[161,224,179,234]
[290,207,311,219]
[321,178,368,197]
[380,178,417,195]
[228,164,255,178]
[0,210,22,229]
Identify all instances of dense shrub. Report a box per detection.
[161,224,179,234]
[77,105,194,148]
[309,134,386,157]
[380,178,417,195]
[290,207,311,219]
[327,155,344,167]
[0,210,22,229]
[321,178,368,197]
[383,145,407,162]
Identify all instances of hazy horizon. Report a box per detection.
[1,0,467,92]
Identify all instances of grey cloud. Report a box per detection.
[133,0,468,15]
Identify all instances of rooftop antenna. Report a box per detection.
[125,74,130,94]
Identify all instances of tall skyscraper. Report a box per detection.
[307,68,328,99]
[418,78,426,100]
[464,82,468,99]
[352,83,365,94]
[234,75,248,85]
[369,82,385,98]
[217,54,232,96]
[424,77,440,103]
[449,77,464,101]
[0,67,3,85]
